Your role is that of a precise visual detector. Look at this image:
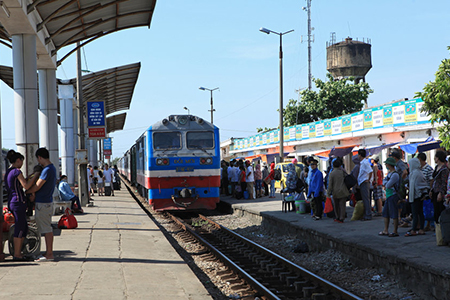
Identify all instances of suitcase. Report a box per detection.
[113,182,120,190]
[439,208,450,243]
[104,182,112,196]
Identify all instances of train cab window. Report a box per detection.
[153,132,181,150]
[187,131,214,149]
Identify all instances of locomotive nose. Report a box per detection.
[179,188,192,198]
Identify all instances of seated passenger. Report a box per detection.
[58,175,83,213]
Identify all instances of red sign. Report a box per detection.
[104,149,112,156]
[88,127,106,138]
[105,155,111,159]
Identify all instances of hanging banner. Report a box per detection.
[341,116,352,133]
[324,121,332,136]
[363,110,373,128]
[383,106,393,126]
[351,111,364,132]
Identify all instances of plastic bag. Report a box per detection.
[423,199,434,221]
[324,197,333,214]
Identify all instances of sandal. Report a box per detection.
[388,233,399,237]
[378,231,389,236]
[405,231,418,237]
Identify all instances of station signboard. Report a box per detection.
[87,101,106,139]
[104,138,112,156]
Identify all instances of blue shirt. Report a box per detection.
[307,168,324,198]
[58,180,75,201]
[35,164,57,203]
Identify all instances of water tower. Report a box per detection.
[326,36,372,84]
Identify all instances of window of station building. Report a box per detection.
[153,132,181,150]
[187,131,214,149]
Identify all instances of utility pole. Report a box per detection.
[76,43,88,206]
[302,0,313,90]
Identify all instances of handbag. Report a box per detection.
[324,197,334,214]
[58,208,78,229]
[344,173,357,189]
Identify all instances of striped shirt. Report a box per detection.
[420,163,433,186]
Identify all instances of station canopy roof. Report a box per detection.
[106,112,127,134]
[0,62,140,134]
[0,0,157,66]
[58,62,141,116]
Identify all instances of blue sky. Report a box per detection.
[0,0,449,157]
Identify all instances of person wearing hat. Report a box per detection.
[379,157,400,237]
[307,159,324,220]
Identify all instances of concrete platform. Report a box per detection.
[0,189,211,300]
[220,193,450,300]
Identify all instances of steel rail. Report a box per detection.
[199,214,363,300]
[167,214,281,300]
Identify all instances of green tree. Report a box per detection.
[284,73,373,126]
[415,47,450,149]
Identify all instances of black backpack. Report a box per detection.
[344,173,358,189]
[274,169,282,180]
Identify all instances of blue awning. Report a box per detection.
[399,137,440,154]
[366,142,399,156]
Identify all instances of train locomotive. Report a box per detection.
[118,115,220,211]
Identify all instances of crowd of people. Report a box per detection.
[222,147,450,239]
[0,147,120,262]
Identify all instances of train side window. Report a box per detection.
[153,132,181,150]
[187,131,214,149]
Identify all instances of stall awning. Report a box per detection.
[399,137,441,154]
[366,142,399,156]
[315,145,357,158]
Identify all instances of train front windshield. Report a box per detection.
[153,132,182,149]
[187,131,214,149]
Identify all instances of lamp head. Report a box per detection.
[259,27,270,34]
[199,87,206,91]
[184,107,188,110]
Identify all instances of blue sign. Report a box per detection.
[104,138,112,150]
[87,101,106,127]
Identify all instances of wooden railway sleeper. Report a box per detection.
[303,286,318,298]
[311,293,328,300]
[285,276,300,286]
[271,267,285,276]
[278,271,292,282]
[293,281,310,291]
[266,263,279,272]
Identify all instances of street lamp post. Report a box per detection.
[184,106,190,115]
[260,27,294,163]
[199,86,219,124]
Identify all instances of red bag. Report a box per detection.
[58,208,78,229]
[324,197,334,214]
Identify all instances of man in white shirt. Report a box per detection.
[102,164,115,196]
[357,149,373,220]
[245,160,255,199]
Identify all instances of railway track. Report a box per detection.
[168,213,363,300]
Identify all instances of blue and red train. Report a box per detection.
[118,115,221,211]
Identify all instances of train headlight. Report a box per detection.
[178,116,188,125]
[162,119,169,125]
[200,157,212,165]
[156,158,170,166]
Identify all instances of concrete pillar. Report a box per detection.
[89,139,96,166]
[93,140,98,166]
[13,34,39,176]
[39,69,59,171]
[59,84,75,185]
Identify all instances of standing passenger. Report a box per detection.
[245,160,255,199]
[268,163,276,198]
[405,158,429,236]
[379,157,400,237]
[254,161,262,198]
[430,150,449,225]
[27,148,57,261]
[357,149,373,221]
[307,159,324,220]
[262,162,269,196]
[5,150,39,260]
[327,157,349,223]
